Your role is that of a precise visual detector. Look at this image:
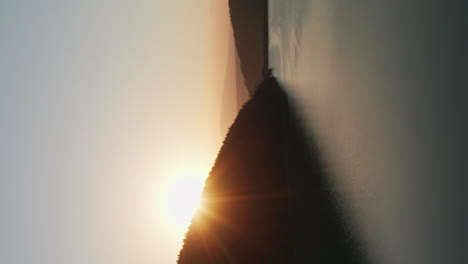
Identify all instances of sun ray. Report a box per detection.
[164,173,206,231]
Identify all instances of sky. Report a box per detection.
[0,1,234,263]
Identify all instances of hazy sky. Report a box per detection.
[0,1,234,263]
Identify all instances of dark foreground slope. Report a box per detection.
[178,77,366,263]
[228,0,267,95]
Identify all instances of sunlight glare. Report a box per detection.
[165,173,205,230]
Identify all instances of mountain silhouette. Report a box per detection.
[178,77,366,263]
[220,31,250,138]
[228,0,268,95]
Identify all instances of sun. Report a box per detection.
[164,173,206,229]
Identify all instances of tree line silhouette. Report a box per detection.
[178,77,366,263]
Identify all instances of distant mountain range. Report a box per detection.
[228,0,267,96]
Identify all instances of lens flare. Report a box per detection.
[165,174,205,229]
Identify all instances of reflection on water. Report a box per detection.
[269,1,468,263]
[269,0,309,84]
